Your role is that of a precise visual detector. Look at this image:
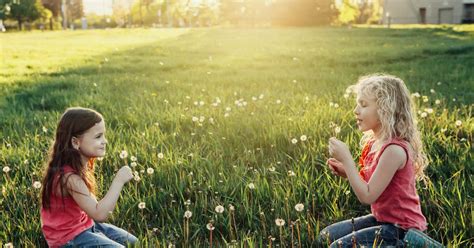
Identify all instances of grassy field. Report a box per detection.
[0,27,473,247]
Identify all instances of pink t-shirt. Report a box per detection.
[360,138,427,231]
[41,166,94,247]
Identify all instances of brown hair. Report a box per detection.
[41,107,103,209]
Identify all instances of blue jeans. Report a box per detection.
[318,214,406,247]
[62,222,138,247]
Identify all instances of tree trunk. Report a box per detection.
[17,17,22,30]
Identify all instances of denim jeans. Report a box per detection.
[62,221,138,247]
[318,214,406,247]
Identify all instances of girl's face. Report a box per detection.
[353,93,381,133]
[73,120,107,159]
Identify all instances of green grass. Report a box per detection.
[0,27,473,247]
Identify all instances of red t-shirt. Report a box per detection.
[359,138,427,231]
[41,165,94,247]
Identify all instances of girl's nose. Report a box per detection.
[353,106,359,115]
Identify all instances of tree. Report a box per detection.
[337,0,359,25]
[9,0,45,30]
[272,0,338,26]
[41,0,60,29]
[65,0,83,27]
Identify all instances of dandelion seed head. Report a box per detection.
[33,181,42,189]
[294,203,304,212]
[206,223,215,230]
[275,218,285,226]
[248,183,255,189]
[119,150,128,159]
[215,205,225,213]
[184,210,192,218]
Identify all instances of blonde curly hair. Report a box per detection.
[348,74,428,182]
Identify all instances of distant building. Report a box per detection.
[381,0,474,24]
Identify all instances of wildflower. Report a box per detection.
[275,218,285,226]
[119,150,128,159]
[422,96,429,103]
[130,162,137,167]
[138,202,146,209]
[130,156,137,162]
[215,205,224,213]
[435,99,441,105]
[229,204,235,211]
[42,126,48,133]
[430,89,435,94]
[147,168,154,174]
[276,99,281,104]
[3,166,10,173]
[300,135,307,141]
[184,210,192,218]
[268,166,276,172]
[158,152,164,159]
[294,203,304,212]
[335,126,341,134]
[4,243,13,248]
[412,92,421,98]
[420,112,427,118]
[192,116,199,122]
[33,181,42,189]
[288,170,296,177]
[455,120,462,127]
[291,138,298,144]
[134,175,141,181]
[206,223,215,230]
[248,183,255,189]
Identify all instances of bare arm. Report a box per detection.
[67,166,133,222]
[343,145,406,204]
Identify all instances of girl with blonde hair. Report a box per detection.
[319,74,428,247]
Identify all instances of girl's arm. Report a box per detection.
[329,138,406,205]
[66,166,133,222]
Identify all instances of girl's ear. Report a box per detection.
[71,136,80,150]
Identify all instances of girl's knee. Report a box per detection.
[317,228,331,245]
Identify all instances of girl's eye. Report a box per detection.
[96,134,102,138]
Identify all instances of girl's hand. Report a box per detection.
[327,158,347,178]
[328,137,354,167]
[115,165,133,185]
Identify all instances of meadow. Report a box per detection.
[0,26,473,247]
